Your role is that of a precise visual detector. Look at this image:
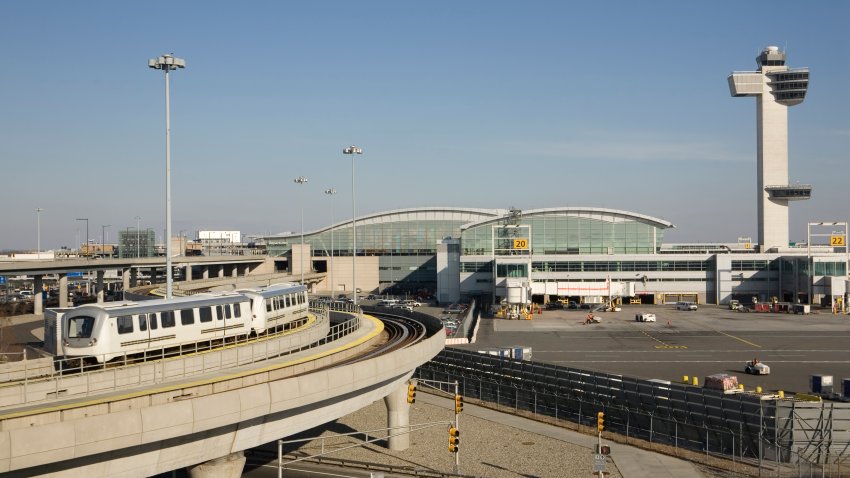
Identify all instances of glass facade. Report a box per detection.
[266,209,500,258]
[462,212,665,256]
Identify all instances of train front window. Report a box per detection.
[68,316,95,339]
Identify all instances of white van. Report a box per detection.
[378,299,399,307]
[676,301,698,311]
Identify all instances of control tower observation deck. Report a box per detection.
[728,46,810,251]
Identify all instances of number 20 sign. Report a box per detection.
[512,239,529,249]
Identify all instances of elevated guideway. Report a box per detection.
[0,306,444,477]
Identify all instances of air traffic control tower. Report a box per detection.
[729,46,810,251]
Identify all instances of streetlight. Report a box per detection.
[343,145,362,304]
[324,188,336,296]
[135,216,142,258]
[149,53,185,300]
[35,208,44,259]
[101,225,111,259]
[293,176,308,285]
[76,218,89,258]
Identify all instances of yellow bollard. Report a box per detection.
[739,384,744,390]
[683,375,689,383]
[778,390,785,398]
[692,376,699,386]
[756,386,763,393]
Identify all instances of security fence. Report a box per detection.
[416,348,850,476]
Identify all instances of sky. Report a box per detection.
[1,1,848,251]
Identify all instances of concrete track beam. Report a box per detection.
[33,275,44,315]
[96,270,105,304]
[58,273,69,308]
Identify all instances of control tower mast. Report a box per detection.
[728,46,810,251]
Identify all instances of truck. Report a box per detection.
[744,360,770,375]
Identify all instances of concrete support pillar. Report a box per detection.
[96,270,105,304]
[150,268,158,285]
[33,275,44,315]
[130,268,138,288]
[217,265,224,278]
[244,264,251,276]
[231,265,237,278]
[58,273,69,308]
[187,451,245,478]
[383,381,412,451]
[202,266,209,280]
[122,268,131,291]
[185,265,193,282]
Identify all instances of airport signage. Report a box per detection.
[512,238,529,250]
[0,276,6,285]
[67,272,84,278]
[830,235,846,247]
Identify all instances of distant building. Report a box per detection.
[198,231,241,244]
[118,229,156,258]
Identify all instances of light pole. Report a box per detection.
[148,53,185,300]
[343,145,362,303]
[324,188,336,296]
[135,216,142,258]
[76,218,89,258]
[101,225,111,259]
[294,176,308,285]
[35,208,44,259]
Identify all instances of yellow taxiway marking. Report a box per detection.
[715,330,762,348]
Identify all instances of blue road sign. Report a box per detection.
[0,276,6,285]
[67,272,83,278]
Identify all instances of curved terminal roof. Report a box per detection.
[274,207,506,239]
[269,206,674,240]
[460,207,675,231]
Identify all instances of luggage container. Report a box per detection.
[754,303,771,312]
[811,374,833,394]
[793,304,811,314]
[704,373,739,392]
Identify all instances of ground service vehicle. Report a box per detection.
[635,313,656,322]
[62,283,308,363]
[745,360,770,375]
[676,302,698,311]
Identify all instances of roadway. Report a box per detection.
[456,304,850,394]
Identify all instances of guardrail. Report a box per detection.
[0,306,366,409]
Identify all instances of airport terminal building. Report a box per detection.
[264,206,848,309]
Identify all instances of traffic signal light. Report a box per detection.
[454,394,464,414]
[448,427,460,453]
[597,411,605,432]
[407,383,416,404]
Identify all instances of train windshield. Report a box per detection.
[68,316,95,339]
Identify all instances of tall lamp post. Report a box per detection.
[293,176,308,285]
[76,218,89,258]
[324,188,336,296]
[343,145,362,304]
[101,225,111,259]
[35,208,44,259]
[148,53,185,300]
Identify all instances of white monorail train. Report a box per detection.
[62,283,308,363]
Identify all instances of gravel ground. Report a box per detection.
[282,398,623,478]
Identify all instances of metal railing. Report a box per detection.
[416,349,850,475]
[0,306,366,409]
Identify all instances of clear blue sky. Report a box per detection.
[1,1,848,250]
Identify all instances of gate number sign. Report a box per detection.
[512,239,528,249]
[830,235,846,247]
